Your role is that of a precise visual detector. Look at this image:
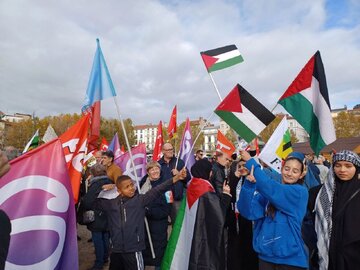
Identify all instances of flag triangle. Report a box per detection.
[279,54,315,101]
[215,84,242,113]
[201,53,218,70]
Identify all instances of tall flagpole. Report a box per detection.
[112,96,156,259]
[207,72,242,149]
[208,73,223,101]
[184,111,215,168]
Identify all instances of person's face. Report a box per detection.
[94,151,102,164]
[237,161,249,176]
[162,144,174,159]
[101,155,113,167]
[148,166,161,180]
[196,151,204,160]
[117,179,136,198]
[281,159,303,184]
[334,161,356,181]
[217,154,231,167]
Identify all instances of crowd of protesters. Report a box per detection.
[1,143,360,270]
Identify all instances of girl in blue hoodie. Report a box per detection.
[237,150,308,270]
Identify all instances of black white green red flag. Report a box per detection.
[215,84,275,143]
[162,178,226,269]
[278,51,336,155]
[200,45,243,73]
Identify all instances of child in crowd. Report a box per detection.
[238,150,308,270]
[97,168,187,270]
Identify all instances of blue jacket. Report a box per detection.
[237,159,308,268]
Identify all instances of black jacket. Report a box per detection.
[158,156,191,201]
[140,175,170,266]
[0,210,11,270]
[210,162,226,197]
[97,178,174,253]
[82,176,113,232]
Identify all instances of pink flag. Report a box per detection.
[0,139,78,269]
[114,143,147,181]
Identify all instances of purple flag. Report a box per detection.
[114,143,147,181]
[0,139,78,269]
[179,118,195,172]
[108,132,122,159]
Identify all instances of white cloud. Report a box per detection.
[0,0,359,126]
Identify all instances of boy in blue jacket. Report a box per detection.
[237,150,308,270]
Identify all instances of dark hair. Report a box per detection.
[283,156,305,185]
[90,164,107,177]
[196,149,203,155]
[267,156,306,219]
[231,153,237,161]
[102,150,114,161]
[116,175,132,187]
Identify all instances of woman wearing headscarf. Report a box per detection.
[314,150,360,270]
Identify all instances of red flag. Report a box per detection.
[153,121,164,161]
[86,101,101,153]
[0,139,78,269]
[99,137,109,151]
[59,114,90,203]
[167,105,177,139]
[216,130,235,158]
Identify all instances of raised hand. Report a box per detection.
[223,180,231,195]
[246,165,256,183]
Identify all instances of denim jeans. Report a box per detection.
[91,231,110,268]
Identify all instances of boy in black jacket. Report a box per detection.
[98,168,187,270]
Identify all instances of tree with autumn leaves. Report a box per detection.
[2,114,135,150]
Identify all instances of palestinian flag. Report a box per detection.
[22,129,40,153]
[259,117,293,173]
[278,51,336,155]
[200,45,243,73]
[215,84,275,143]
[162,178,227,270]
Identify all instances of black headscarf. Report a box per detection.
[191,159,213,180]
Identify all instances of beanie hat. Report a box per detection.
[332,150,360,167]
[191,159,213,180]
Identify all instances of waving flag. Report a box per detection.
[179,118,195,171]
[167,105,177,139]
[200,45,243,73]
[59,114,90,203]
[99,137,109,151]
[82,39,117,152]
[42,125,58,143]
[216,130,236,158]
[108,133,122,159]
[259,117,293,173]
[114,143,147,181]
[82,39,117,111]
[153,121,164,161]
[0,139,78,269]
[278,51,336,155]
[22,129,40,153]
[215,84,275,143]
[162,178,226,269]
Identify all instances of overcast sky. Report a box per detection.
[0,0,359,125]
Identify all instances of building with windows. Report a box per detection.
[133,124,158,151]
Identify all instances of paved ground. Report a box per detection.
[77,225,155,270]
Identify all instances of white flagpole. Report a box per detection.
[208,73,223,101]
[207,72,242,149]
[184,111,215,168]
[112,96,156,259]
